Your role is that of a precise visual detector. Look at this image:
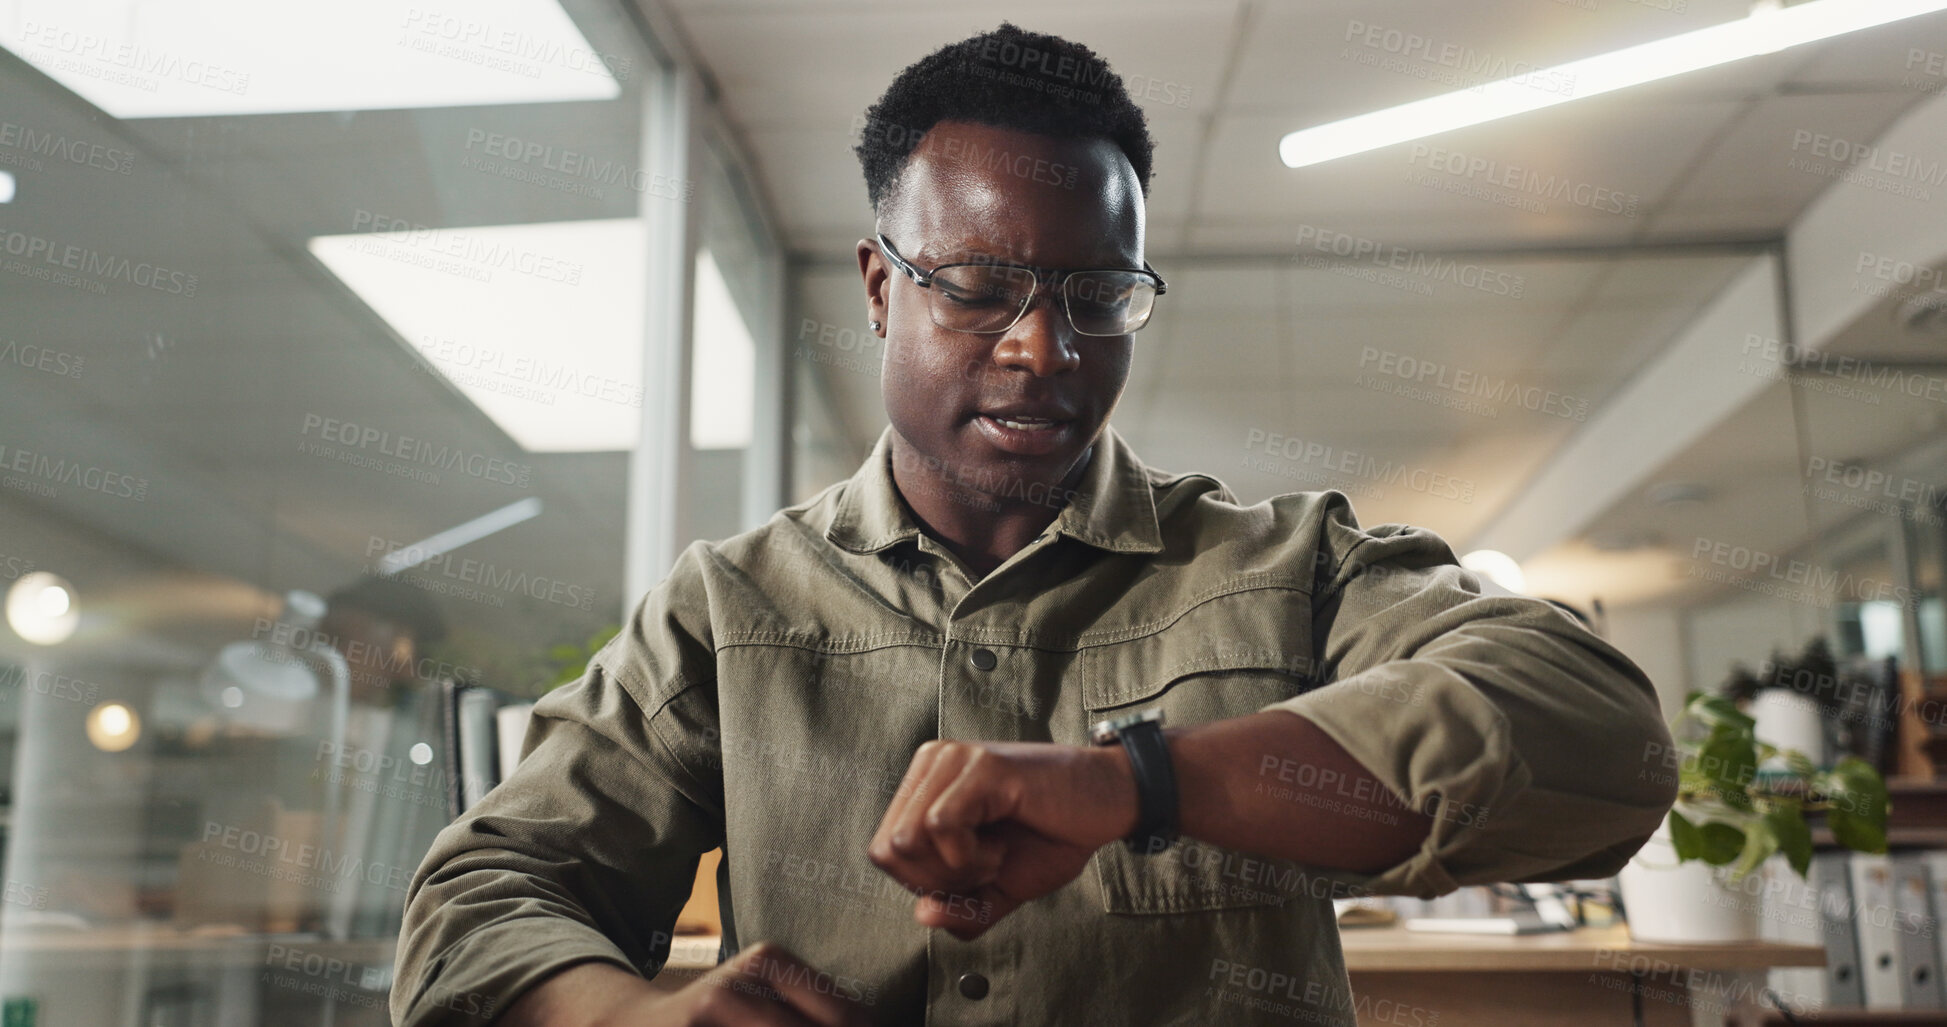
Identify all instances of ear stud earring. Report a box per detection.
[869,320,883,332]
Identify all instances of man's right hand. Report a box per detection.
[499,942,871,1026]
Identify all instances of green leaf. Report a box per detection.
[1698,725,1758,809]
[1669,810,1703,861]
[1730,816,1780,882]
[1782,749,1817,781]
[1698,822,1745,866]
[1822,756,1890,854]
[1687,693,1757,733]
[1766,804,1813,879]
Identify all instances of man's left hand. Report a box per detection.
[867,739,1139,940]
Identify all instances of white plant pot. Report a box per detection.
[1618,819,1764,943]
[1750,689,1826,769]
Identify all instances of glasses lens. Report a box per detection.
[1064,272,1157,335]
[929,264,1037,332]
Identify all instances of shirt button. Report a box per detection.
[970,648,997,671]
[958,972,990,1000]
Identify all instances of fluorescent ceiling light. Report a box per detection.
[690,250,756,451]
[1281,0,1947,168]
[309,218,646,452]
[1460,550,1528,594]
[377,497,544,576]
[0,0,621,119]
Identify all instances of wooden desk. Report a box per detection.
[660,926,1824,1025]
[1340,924,1826,1026]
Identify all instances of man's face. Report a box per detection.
[321,606,417,700]
[860,120,1145,506]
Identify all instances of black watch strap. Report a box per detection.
[1115,719,1179,854]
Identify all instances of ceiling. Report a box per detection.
[668,0,1945,257]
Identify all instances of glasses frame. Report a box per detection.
[875,233,1167,337]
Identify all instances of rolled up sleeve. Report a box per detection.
[1263,496,1676,899]
[390,546,725,1027]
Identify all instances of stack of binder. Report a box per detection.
[1762,850,1944,1014]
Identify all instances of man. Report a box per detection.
[315,577,453,941]
[392,24,1674,1027]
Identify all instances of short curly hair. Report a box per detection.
[854,23,1155,214]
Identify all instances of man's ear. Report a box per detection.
[856,237,890,336]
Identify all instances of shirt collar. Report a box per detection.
[825,425,1164,556]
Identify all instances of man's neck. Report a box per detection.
[890,441,1093,580]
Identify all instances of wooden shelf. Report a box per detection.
[1333,924,1823,974]
[1760,1013,1947,1025]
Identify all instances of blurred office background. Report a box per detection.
[3,0,1947,1023]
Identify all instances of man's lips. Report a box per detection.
[981,413,1067,431]
[975,403,1077,428]
[972,409,1077,456]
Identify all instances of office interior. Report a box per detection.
[3,0,1947,1024]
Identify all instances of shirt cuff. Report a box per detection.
[391,916,641,1027]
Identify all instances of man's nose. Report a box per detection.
[992,291,1080,376]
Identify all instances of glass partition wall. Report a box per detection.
[0,3,775,1024]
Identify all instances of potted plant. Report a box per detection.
[1619,690,1890,943]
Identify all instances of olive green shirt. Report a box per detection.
[391,425,1675,1027]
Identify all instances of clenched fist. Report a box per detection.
[867,739,1140,939]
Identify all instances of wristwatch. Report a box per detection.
[1088,708,1179,854]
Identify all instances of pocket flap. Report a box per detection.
[1082,582,1313,711]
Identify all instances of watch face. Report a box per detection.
[1090,708,1164,744]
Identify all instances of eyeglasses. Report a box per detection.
[876,233,1166,337]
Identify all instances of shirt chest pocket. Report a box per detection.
[1078,583,1319,915]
